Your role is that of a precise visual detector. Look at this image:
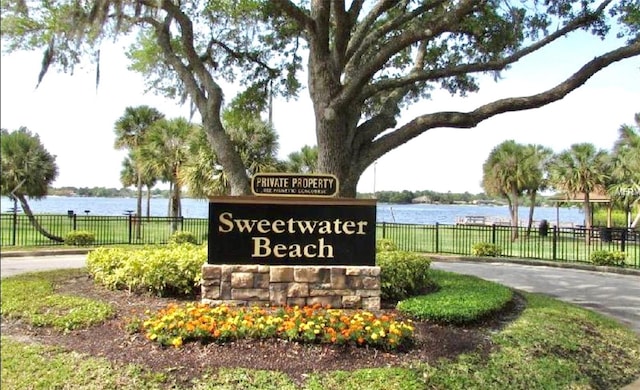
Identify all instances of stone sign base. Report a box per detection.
[201,264,381,310]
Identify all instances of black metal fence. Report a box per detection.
[0,213,209,247]
[377,222,639,268]
[1,213,638,268]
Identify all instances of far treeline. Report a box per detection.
[46,185,539,208]
[45,185,504,205]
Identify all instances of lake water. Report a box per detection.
[0,196,586,225]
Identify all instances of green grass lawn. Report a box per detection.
[2,268,639,389]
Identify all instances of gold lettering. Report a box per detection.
[272,219,285,233]
[273,243,287,258]
[252,237,271,257]
[318,220,332,234]
[218,212,234,233]
[290,244,303,257]
[332,218,343,234]
[318,238,334,258]
[357,221,368,234]
[342,220,355,234]
[257,219,271,233]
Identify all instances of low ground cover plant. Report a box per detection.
[590,249,627,266]
[398,269,513,324]
[471,242,502,257]
[140,303,414,350]
[0,269,113,331]
[64,230,96,246]
[168,231,198,245]
[86,244,205,296]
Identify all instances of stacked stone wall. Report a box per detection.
[201,265,380,310]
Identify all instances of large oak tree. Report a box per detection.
[2,1,638,197]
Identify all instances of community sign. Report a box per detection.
[208,196,376,266]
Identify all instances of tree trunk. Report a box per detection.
[136,173,142,239]
[631,205,640,228]
[509,189,519,241]
[16,194,64,243]
[146,185,151,219]
[170,173,182,233]
[308,42,366,198]
[583,194,592,245]
[526,192,537,238]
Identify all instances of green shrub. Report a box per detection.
[376,251,431,302]
[64,230,95,246]
[86,245,205,297]
[397,269,513,324]
[376,238,398,252]
[589,250,626,266]
[168,231,198,245]
[471,242,502,257]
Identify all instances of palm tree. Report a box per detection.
[113,106,164,227]
[482,140,529,241]
[610,113,640,228]
[285,145,318,173]
[549,143,610,244]
[139,117,196,230]
[522,144,553,237]
[0,127,62,242]
[181,106,281,198]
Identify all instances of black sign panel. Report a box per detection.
[251,173,338,197]
[208,197,376,266]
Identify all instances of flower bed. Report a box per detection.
[141,303,414,350]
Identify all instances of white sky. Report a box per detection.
[1,30,638,194]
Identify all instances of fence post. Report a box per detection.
[621,229,626,252]
[72,213,77,231]
[552,226,557,260]
[128,214,133,244]
[12,212,17,246]
[491,224,496,244]
[382,222,386,239]
[435,222,439,253]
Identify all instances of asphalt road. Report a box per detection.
[432,261,640,334]
[0,254,87,278]
[1,254,639,334]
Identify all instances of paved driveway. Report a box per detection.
[432,261,640,334]
[0,255,87,278]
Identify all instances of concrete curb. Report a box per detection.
[0,249,92,258]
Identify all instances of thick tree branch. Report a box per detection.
[363,40,640,168]
[360,0,613,101]
[270,0,314,33]
[339,0,479,110]
[331,0,349,70]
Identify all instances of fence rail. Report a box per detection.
[1,214,638,268]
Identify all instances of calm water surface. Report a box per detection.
[1,196,586,225]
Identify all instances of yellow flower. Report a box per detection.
[171,337,183,348]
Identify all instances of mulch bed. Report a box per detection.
[0,274,525,387]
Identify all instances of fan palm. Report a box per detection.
[285,145,318,173]
[139,117,196,230]
[610,113,640,227]
[0,127,62,242]
[482,140,529,241]
[522,144,553,236]
[549,143,609,243]
[113,105,164,225]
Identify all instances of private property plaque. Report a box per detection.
[251,173,338,197]
[207,197,376,266]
